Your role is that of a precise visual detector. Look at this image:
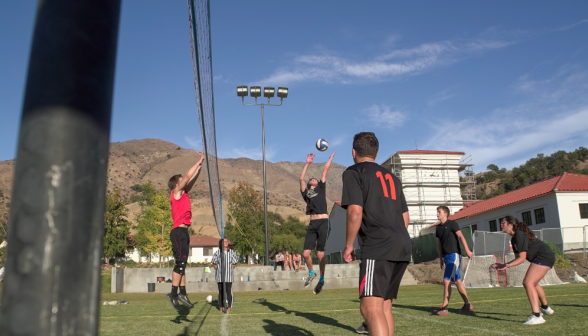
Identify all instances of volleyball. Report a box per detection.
[316,139,329,151]
[206,295,213,303]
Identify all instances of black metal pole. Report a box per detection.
[261,104,270,266]
[0,1,121,335]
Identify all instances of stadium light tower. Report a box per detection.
[237,85,288,266]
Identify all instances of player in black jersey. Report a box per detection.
[299,151,336,294]
[493,215,556,325]
[342,132,411,336]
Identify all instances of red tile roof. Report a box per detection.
[189,235,220,247]
[450,173,588,220]
[396,150,465,155]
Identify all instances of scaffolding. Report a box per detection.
[381,152,477,237]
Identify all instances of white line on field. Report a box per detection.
[221,313,229,336]
[393,309,519,336]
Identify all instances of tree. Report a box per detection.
[103,189,131,264]
[224,183,266,256]
[486,164,499,172]
[134,186,174,265]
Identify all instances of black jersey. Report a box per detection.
[511,230,554,262]
[341,161,411,261]
[435,220,462,256]
[302,181,328,215]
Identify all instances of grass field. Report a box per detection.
[99,283,588,335]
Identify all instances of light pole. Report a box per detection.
[237,86,288,265]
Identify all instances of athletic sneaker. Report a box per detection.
[460,303,474,311]
[540,306,554,315]
[166,293,181,311]
[523,315,546,325]
[119,299,129,305]
[433,306,449,316]
[177,294,194,308]
[304,274,316,288]
[313,281,324,295]
[355,322,369,334]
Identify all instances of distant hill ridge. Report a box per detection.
[0,139,346,237]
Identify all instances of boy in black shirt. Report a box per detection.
[300,151,336,295]
[434,206,473,316]
[342,132,410,336]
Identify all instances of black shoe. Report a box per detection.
[178,294,194,308]
[166,293,181,311]
[304,274,316,288]
[313,281,324,295]
[356,322,369,334]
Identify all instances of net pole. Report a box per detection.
[0,1,121,334]
[221,195,227,313]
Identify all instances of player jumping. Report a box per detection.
[300,151,336,294]
[342,132,411,336]
[433,206,474,316]
[166,150,204,311]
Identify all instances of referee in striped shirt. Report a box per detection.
[211,239,238,312]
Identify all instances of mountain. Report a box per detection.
[0,139,346,238]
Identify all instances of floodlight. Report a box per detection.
[277,87,288,98]
[250,86,261,98]
[263,87,275,98]
[237,86,248,97]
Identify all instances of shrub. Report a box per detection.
[544,241,572,269]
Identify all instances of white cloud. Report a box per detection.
[219,146,277,161]
[364,105,407,129]
[427,89,458,106]
[184,136,202,150]
[556,18,588,31]
[256,31,515,85]
[423,66,588,172]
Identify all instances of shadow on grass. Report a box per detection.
[262,319,314,336]
[176,303,212,336]
[170,306,194,324]
[553,303,588,308]
[255,300,356,333]
[393,303,516,322]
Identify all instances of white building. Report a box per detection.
[125,235,220,264]
[381,150,475,237]
[445,173,588,251]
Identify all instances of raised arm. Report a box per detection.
[343,204,362,262]
[321,151,336,183]
[299,154,314,192]
[177,149,205,194]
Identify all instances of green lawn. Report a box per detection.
[99,284,588,335]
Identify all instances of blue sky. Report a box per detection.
[1,2,587,172]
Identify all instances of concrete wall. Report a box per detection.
[112,264,417,293]
[555,192,588,250]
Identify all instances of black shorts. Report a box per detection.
[303,218,330,251]
[359,259,408,300]
[531,254,555,268]
[170,227,189,264]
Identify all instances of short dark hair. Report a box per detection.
[437,206,450,215]
[168,174,182,191]
[353,132,379,158]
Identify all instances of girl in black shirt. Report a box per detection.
[493,215,555,325]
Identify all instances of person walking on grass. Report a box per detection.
[300,151,336,295]
[342,132,411,336]
[274,251,285,271]
[166,150,204,311]
[493,215,555,325]
[211,239,238,313]
[433,206,474,316]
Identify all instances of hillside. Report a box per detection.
[0,139,346,238]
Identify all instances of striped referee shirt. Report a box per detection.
[211,249,238,283]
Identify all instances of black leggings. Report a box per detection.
[217,282,233,308]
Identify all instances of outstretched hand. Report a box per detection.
[199,147,206,163]
[329,151,337,160]
[306,153,315,164]
[492,263,507,271]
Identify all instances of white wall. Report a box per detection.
[188,247,219,263]
[555,192,588,249]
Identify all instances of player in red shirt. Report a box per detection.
[166,150,204,311]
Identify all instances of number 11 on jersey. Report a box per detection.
[376,171,396,200]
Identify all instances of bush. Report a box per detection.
[544,241,572,269]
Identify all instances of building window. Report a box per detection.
[203,248,213,256]
[498,217,504,226]
[580,204,588,219]
[534,208,545,224]
[471,224,478,233]
[522,211,532,226]
[489,220,497,232]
